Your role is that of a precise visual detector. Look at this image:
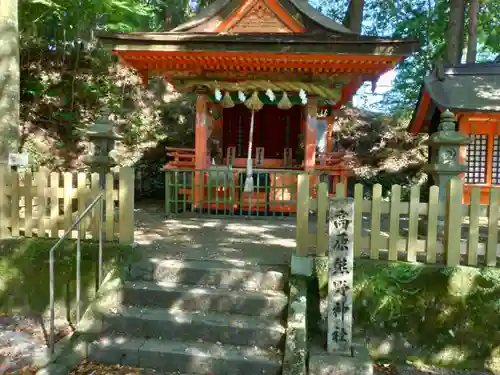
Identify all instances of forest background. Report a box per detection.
[2,0,500,198]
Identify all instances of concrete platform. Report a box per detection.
[134,202,296,266]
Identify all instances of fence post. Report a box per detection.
[165,170,171,216]
[486,187,499,267]
[327,196,354,354]
[118,167,135,244]
[10,168,19,237]
[316,181,328,256]
[444,178,463,266]
[291,173,313,276]
[0,165,9,238]
[37,167,49,238]
[296,173,309,257]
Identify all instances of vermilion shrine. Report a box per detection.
[100,0,417,213]
[410,63,500,204]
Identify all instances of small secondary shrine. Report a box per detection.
[409,63,500,204]
[99,0,417,212]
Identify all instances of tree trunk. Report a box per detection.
[0,0,20,163]
[446,0,467,64]
[343,0,365,34]
[466,0,479,63]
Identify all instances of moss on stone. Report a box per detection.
[311,259,500,372]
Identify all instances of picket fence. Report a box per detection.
[297,175,500,267]
[0,166,135,244]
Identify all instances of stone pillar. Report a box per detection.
[423,110,469,219]
[309,196,372,375]
[304,97,318,170]
[327,197,354,354]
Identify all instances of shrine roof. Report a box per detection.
[170,0,355,34]
[99,31,418,56]
[409,63,500,134]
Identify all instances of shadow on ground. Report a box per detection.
[134,200,296,266]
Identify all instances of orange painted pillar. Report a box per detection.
[304,97,318,171]
[194,95,208,207]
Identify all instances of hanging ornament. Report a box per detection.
[278,91,292,110]
[214,88,223,102]
[244,109,256,193]
[265,88,276,102]
[299,89,307,105]
[238,91,247,103]
[221,91,235,108]
[244,91,264,112]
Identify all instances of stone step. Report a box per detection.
[126,259,288,291]
[87,335,282,375]
[121,281,288,318]
[98,305,285,349]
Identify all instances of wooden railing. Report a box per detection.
[165,147,196,169]
[164,168,349,216]
[297,175,500,267]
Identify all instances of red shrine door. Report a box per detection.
[222,104,302,159]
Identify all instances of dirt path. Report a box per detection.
[0,314,71,373]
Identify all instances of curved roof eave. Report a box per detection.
[171,0,356,34]
[171,0,232,32]
[288,0,355,34]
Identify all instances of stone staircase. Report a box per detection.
[82,258,289,375]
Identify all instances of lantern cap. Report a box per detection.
[87,111,123,140]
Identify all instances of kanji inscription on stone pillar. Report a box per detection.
[327,197,354,354]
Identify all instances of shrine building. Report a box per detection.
[409,62,500,204]
[99,0,418,213]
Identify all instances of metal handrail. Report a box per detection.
[49,192,105,353]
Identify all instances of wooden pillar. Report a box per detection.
[304,97,318,171]
[194,95,209,207]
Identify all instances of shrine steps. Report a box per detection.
[78,259,289,375]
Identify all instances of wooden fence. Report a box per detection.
[297,175,500,267]
[0,166,135,244]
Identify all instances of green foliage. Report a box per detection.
[16,0,214,170]
[314,0,500,114]
[19,43,166,169]
[334,107,428,198]
[0,238,131,314]
[353,260,500,369]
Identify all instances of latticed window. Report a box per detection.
[492,136,500,185]
[465,134,488,184]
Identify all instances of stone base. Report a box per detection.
[309,340,373,375]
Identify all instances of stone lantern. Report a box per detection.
[423,109,469,202]
[81,109,122,187]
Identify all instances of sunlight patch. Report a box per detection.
[432,345,469,365]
